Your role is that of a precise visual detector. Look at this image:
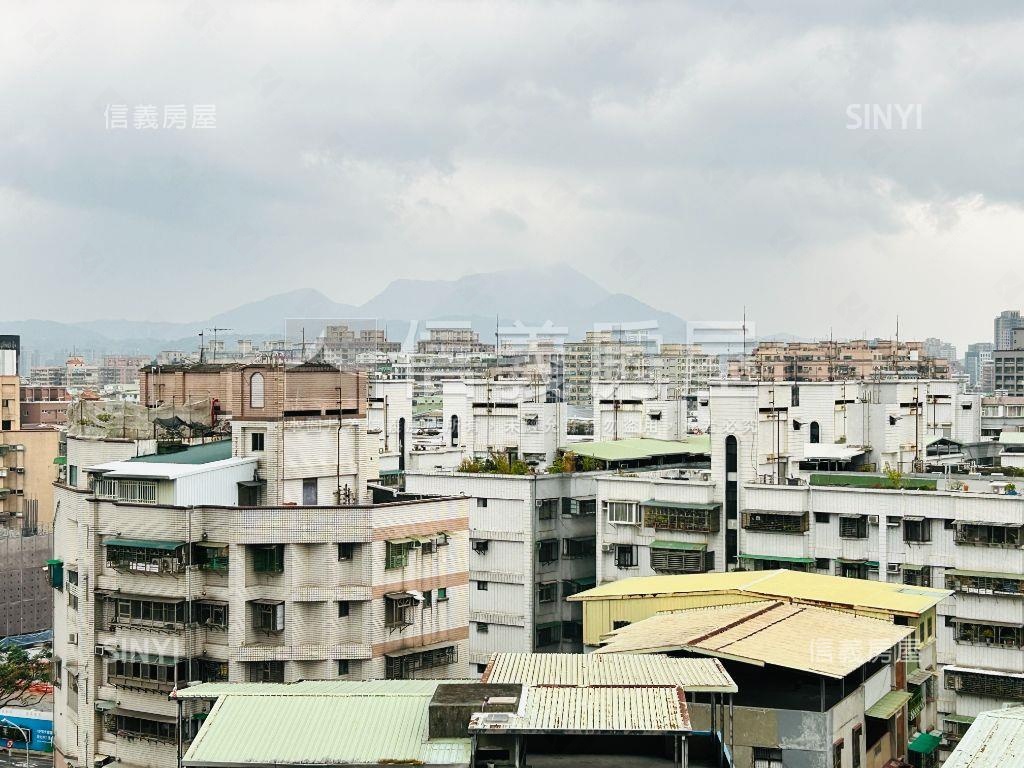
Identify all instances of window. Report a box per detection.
[815,557,830,570]
[903,567,931,587]
[385,594,414,631]
[809,422,820,444]
[302,478,317,506]
[68,465,78,486]
[106,657,181,693]
[946,572,1023,596]
[904,518,932,543]
[252,544,284,573]
[477,622,489,633]
[337,601,350,618]
[337,660,350,675]
[537,498,559,521]
[337,542,355,561]
[946,669,1024,701]
[250,372,265,408]
[422,590,432,607]
[537,582,557,603]
[615,545,637,569]
[814,512,830,524]
[753,747,783,768]
[106,713,177,743]
[536,623,561,647]
[955,621,1024,648]
[612,620,631,630]
[252,601,285,632]
[450,415,459,446]
[106,542,184,573]
[112,598,186,628]
[956,523,1023,547]
[437,587,448,601]
[833,742,843,768]
[476,497,488,508]
[196,657,229,683]
[250,431,265,451]
[791,385,800,407]
[248,661,284,683]
[476,663,488,674]
[385,540,409,569]
[851,725,863,768]
[477,581,489,591]
[651,546,706,574]
[472,540,490,554]
[742,511,809,533]
[537,539,559,564]
[839,515,868,539]
[196,601,228,630]
[605,500,640,525]
[562,537,595,559]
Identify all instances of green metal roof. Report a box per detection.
[130,440,232,465]
[738,554,815,564]
[561,436,712,462]
[943,714,976,725]
[105,538,185,550]
[866,690,912,719]
[651,540,706,551]
[946,569,1024,580]
[183,687,471,767]
[641,499,720,511]
[908,731,941,754]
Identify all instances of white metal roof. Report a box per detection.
[942,706,1024,768]
[482,652,736,693]
[802,443,866,460]
[85,456,257,480]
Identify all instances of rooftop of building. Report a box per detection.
[481,652,736,693]
[570,569,950,617]
[562,436,712,462]
[178,679,473,768]
[941,705,1024,768]
[129,440,233,464]
[87,440,255,480]
[593,600,914,678]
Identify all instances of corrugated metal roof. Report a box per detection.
[569,569,950,616]
[561,436,712,462]
[470,685,691,734]
[482,652,736,693]
[183,693,471,767]
[865,690,912,719]
[998,431,1024,445]
[130,440,233,464]
[593,601,914,678]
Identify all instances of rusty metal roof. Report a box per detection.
[593,601,914,678]
[470,685,691,735]
[482,652,736,693]
[943,706,1024,768]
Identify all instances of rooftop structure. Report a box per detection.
[563,436,711,469]
[941,705,1024,768]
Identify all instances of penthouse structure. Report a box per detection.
[731,339,952,381]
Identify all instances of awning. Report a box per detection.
[384,591,412,600]
[641,500,720,511]
[866,690,912,719]
[945,568,1023,580]
[387,537,416,545]
[104,538,184,550]
[384,640,455,658]
[904,515,925,522]
[650,540,706,551]
[112,650,178,665]
[739,554,815,564]
[249,598,284,606]
[53,456,67,465]
[570,576,597,588]
[908,732,941,755]
[837,559,879,567]
[195,541,228,548]
[237,479,266,488]
[907,669,933,686]
[943,714,976,725]
[902,563,927,571]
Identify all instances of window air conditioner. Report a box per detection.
[601,543,613,553]
[887,563,901,575]
[868,515,880,525]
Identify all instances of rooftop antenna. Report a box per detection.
[741,306,748,380]
[198,330,206,364]
[207,327,232,362]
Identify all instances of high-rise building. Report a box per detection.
[965,342,995,389]
[994,309,1023,350]
[993,328,1024,395]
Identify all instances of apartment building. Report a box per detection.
[20,385,71,426]
[441,378,567,467]
[980,395,1024,439]
[731,339,951,381]
[403,470,599,673]
[656,342,719,394]
[992,328,1024,395]
[993,309,1023,350]
[563,331,651,407]
[51,433,470,768]
[314,324,401,369]
[965,343,994,390]
[416,322,494,355]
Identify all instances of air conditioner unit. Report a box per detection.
[535,500,544,508]
[94,645,106,657]
[68,633,78,644]
[887,563,901,575]
[157,558,177,573]
[601,543,613,553]
[868,515,880,525]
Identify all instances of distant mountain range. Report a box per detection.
[2,264,725,362]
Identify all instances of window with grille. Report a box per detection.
[753,747,783,768]
[643,504,720,532]
[252,601,284,632]
[605,500,640,525]
[385,645,457,679]
[955,621,1024,648]
[251,544,284,574]
[741,511,808,533]
[651,547,706,574]
[106,713,177,743]
[946,572,1023,596]
[384,595,414,631]
[196,658,229,683]
[248,661,284,683]
[106,543,183,573]
[112,597,186,627]
[956,523,1023,547]
[562,537,595,559]
[337,542,355,561]
[196,601,228,629]
[902,568,931,587]
[839,515,868,539]
[615,545,637,568]
[385,541,409,569]
[537,498,559,521]
[106,657,181,693]
[537,582,557,603]
[946,669,1024,701]
[117,479,158,504]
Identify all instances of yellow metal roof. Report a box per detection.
[594,601,915,678]
[570,569,950,617]
[482,652,736,692]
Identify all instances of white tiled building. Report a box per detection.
[403,471,599,673]
[592,380,698,442]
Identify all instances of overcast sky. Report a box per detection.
[3,1,1023,349]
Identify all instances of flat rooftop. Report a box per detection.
[562,436,712,462]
